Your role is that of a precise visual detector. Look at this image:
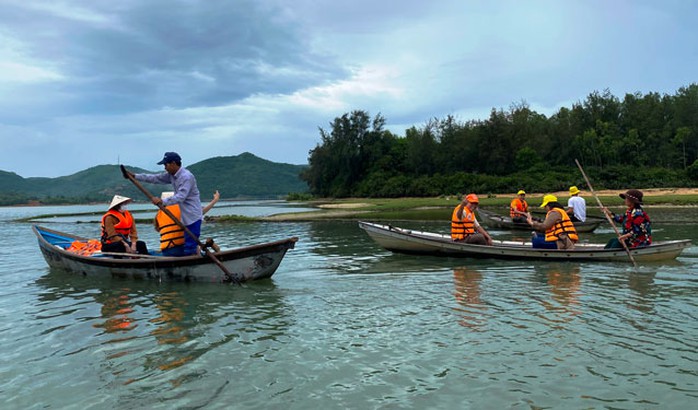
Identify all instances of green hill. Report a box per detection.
[0,153,308,205]
[190,152,308,198]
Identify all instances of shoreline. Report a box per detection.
[260,190,698,222]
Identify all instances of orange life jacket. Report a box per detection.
[101,209,134,244]
[545,208,579,242]
[510,198,528,218]
[451,205,476,240]
[156,204,185,250]
[67,239,102,256]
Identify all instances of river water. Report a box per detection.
[1,202,697,409]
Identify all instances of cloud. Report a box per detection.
[0,0,696,177]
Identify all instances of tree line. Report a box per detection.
[302,84,698,197]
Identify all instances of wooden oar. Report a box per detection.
[574,159,638,267]
[120,165,242,284]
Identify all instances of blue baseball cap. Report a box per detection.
[157,152,181,165]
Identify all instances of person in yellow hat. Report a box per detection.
[566,186,586,222]
[100,195,149,255]
[509,190,529,223]
[526,194,578,250]
[451,193,493,245]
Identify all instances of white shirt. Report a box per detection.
[567,196,586,222]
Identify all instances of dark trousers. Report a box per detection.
[102,240,149,255]
[532,233,558,249]
[183,219,202,255]
[162,245,185,257]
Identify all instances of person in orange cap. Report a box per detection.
[451,193,493,245]
[526,194,578,250]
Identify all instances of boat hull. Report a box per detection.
[359,222,690,263]
[34,225,297,283]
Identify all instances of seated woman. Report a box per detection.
[604,189,652,249]
[527,194,578,250]
[101,195,149,256]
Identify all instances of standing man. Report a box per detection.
[566,186,586,222]
[509,190,529,223]
[131,152,203,256]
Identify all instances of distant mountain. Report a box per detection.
[189,152,308,198]
[0,153,308,205]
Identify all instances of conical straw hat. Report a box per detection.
[109,195,131,210]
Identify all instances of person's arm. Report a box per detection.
[474,217,493,245]
[527,212,560,231]
[202,190,220,215]
[134,172,171,184]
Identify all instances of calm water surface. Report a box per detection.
[1,203,697,409]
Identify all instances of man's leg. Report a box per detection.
[183,219,202,255]
[532,234,558,249]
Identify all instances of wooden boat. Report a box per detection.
[359,221,691,262]
[477,208,605,233]
[33,225,298,283]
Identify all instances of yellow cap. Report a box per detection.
[540,194,557,208]
[517,190,526,195]
[569,186,580,195]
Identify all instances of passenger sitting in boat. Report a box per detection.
[154,190,222,256]
[526,194,578,250]
[451,193,494,245]
[510,190,529,223]
[566,186,587,222]
[154,191,186,257]
[101,195,149,256]
[602,189,652,249]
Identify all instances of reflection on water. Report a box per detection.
[2,204,698,408]
[534,263,582,319]
[452,267,487,330]
[626,270,658,314]
[94,289,138,334]
[30,270,294,404]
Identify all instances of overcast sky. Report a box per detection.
[1,0,696,177]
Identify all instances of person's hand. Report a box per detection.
[120,165,135,179]
[151,196,163,206]
[212,190,220,201]
[130,242,138,253]
[124,242,135,253]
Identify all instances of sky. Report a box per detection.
[0,0,696,177]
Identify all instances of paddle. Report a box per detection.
[574,159,638,267]
[120,165,242,284]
